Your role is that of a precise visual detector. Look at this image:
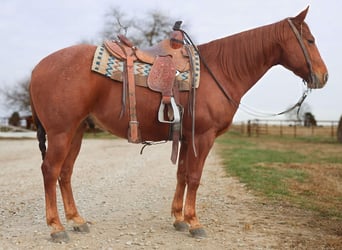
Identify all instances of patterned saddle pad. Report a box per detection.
[91,44,200,91]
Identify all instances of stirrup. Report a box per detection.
[158,97,180,124]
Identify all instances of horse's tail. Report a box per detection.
[30,95,46,161]
[36,116,46,160]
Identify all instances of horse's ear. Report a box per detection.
[292,6,309,24]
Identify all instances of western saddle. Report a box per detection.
[104,21,191,164]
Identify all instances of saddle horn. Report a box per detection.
[173,21,183,31]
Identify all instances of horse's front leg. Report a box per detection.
[172,133,215,238]
[171,141,189,232]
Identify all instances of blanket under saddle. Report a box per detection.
[91,44,200,91]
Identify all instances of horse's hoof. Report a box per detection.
[189,227,207,239]
[173,221,189,232]
[73,222,90,233]
[51,230,70,243]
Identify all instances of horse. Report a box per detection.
[29,7,328,242]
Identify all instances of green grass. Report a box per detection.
[83,131,118,139]
[216,132,342,218]
[219,141,308,198]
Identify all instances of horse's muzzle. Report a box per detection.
[307,72,328,89]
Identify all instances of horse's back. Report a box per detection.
[29,43,172,140]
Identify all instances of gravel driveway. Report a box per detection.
[0,139,340,249]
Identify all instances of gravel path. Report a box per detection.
[0,139,340,249]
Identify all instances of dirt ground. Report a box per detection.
[0,139,341,249]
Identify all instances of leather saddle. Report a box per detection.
[105,34,190,72]
[104,29,188,124]
[102,24,189,164]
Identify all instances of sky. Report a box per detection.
[0,0,340,122]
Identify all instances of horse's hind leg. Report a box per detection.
[41,132,74,242]
[58,121,89,233]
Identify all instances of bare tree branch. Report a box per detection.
[0,77,31,114]
[100,7,173,47]
[100,7,132,41]
[2,7,174,116]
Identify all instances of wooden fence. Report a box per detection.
[231,119,338,138]
[1,116,339,139]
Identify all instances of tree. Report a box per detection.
[303,112,317,127]
[2,8,173,116]
[8,111,21,127]
[337,116,342,143]
[100,7,173,47]
[1,77,31,114]
[285,102,312,123]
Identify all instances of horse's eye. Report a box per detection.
[308,39,315,44]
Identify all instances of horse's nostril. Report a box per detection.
[324,73,329,83]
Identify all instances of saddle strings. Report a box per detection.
[140,140,168,155]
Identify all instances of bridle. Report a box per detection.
[179,19,314,118]
[287,18,315,87]
[172,20,314,156]
[239,19,315,117]
[239,19,316,117]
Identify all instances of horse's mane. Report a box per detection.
[199,19,288,81]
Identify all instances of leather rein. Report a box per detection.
[273,19,315,116]
[181,18,314,118]
[172,20,313,157]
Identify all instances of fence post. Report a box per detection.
[256,120,260,137]
[280,121,283,137]
[236,119,338,139]
[247,121,251,137]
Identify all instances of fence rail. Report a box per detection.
[232,119,338,138]
[1,116,340,139]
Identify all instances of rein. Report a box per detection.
[179,20,312,119]
[169,19,313,157]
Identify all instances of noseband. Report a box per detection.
[287,18,314,86]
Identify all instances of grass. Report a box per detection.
[83,131,118,139]
[216,132,342,219]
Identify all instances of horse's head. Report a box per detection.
[279,6,328,89]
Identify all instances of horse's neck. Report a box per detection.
[200,21,285,101]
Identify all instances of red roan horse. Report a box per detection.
[29,7,328,242]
